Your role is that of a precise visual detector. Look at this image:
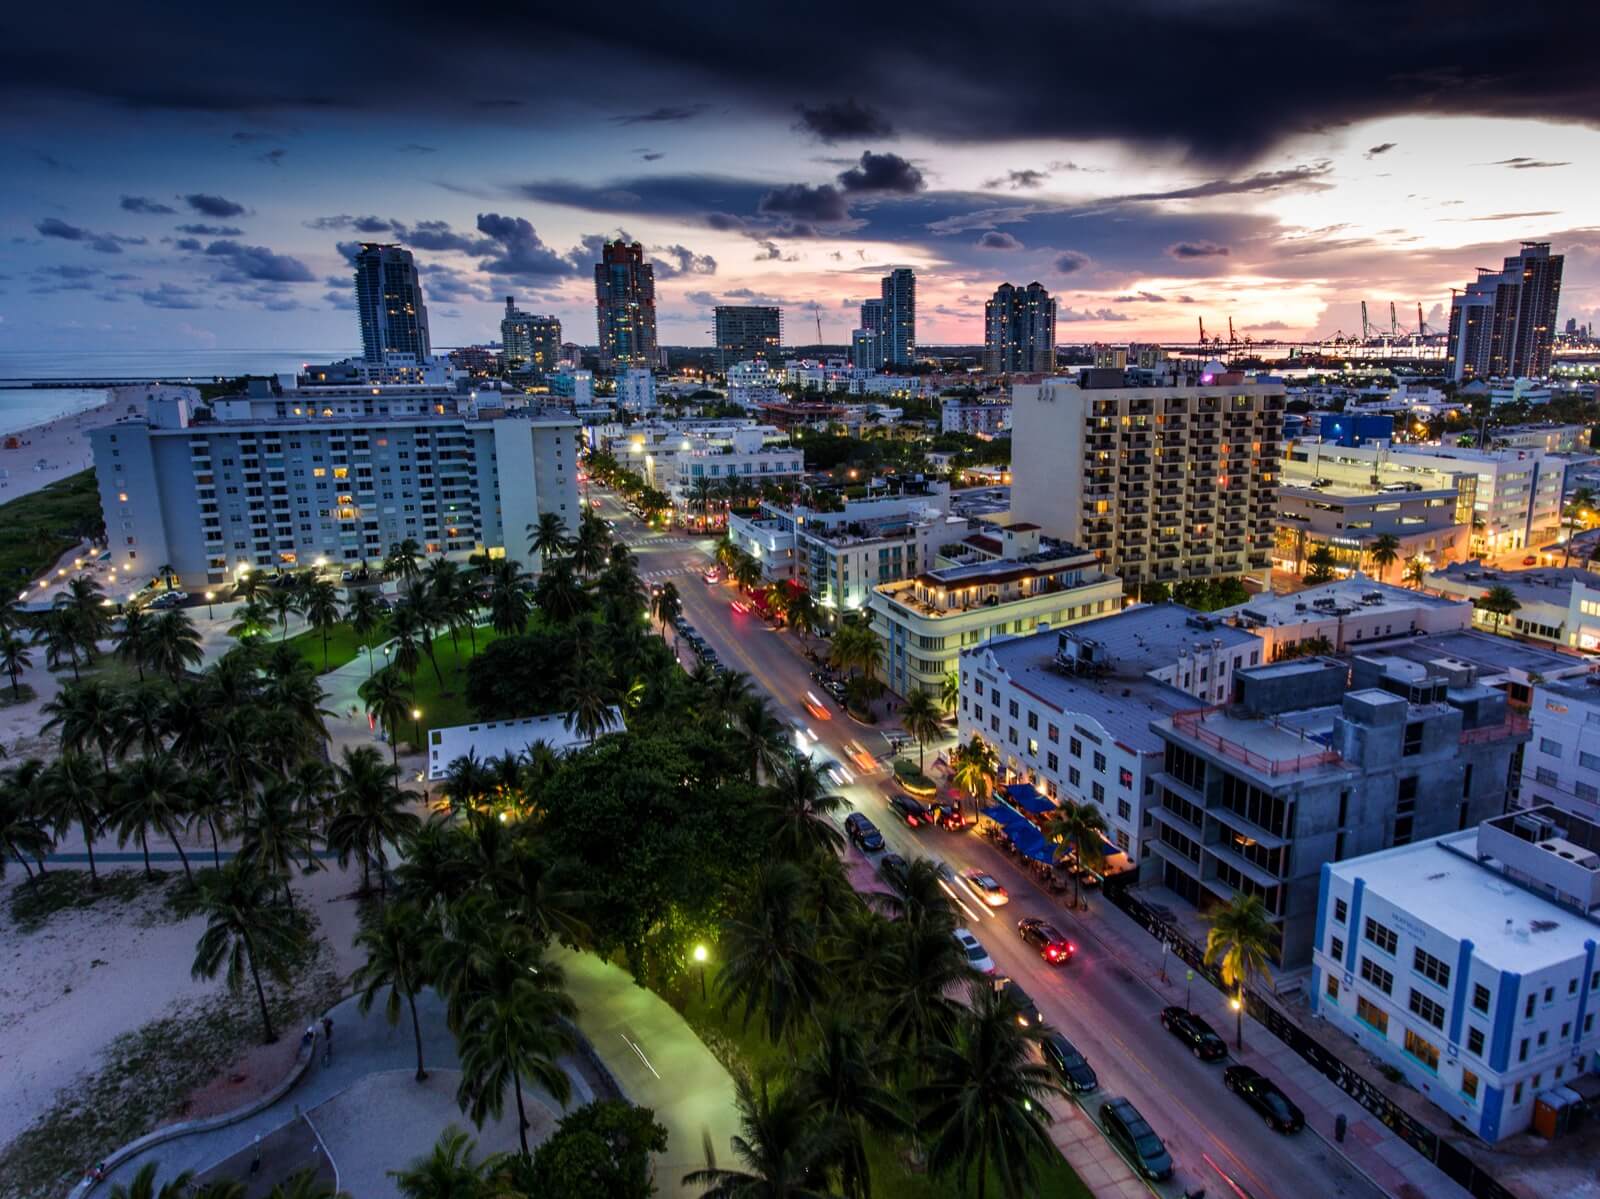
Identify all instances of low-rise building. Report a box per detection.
[869,524,1123,697]
[550,369,594,405]
[1149,653,1529,966]
[959,605,1262,862]
[427,707,624,780]
[1425,562,1600,652]
[616,368,658,413]
[1274,479,1470,575]
[1312,806,1600,1142]
[1215,576,1470,663]
[1522,677,1600,819]
[941,397,1012,437]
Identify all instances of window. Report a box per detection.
[1580,750,1600,770]
[1070,737,1082,758]
[1334,897,1348,924]
[1466,1026,1485,1057]
[1513,1082,1524,1105]
[1327,974,1340,1001]
[1526,995,1536,1019]
[1404,1028,1440,1071]
[1356,996,1389,1034]
[1414,948,1450,989]
[1117,799,1131,820]
[1069,767,1081,787]
[1361,957,1394,994]
[1536,767,1559,786]
[1461,1070,1479,1101]
[1120,767,1134,788]
[1331,936,1345,962]
[1518,1037,1529,1063]
[1408,989,1446,1029]
[1364,918,1398,956]
[1472,983,1491,1014]
[1027,711,1038,731]
[1046,752,1059,772]
[1047,723,1059,743]
[1539,737,1563,757]
[1093,751,1107,772]
[1092,781,1105,803]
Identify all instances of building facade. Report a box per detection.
[880,269,916,368]
[1425,562,1600,652]
[714,306,783,370]
[1011,368,1284,589]
[616,368,658,414]
[1312,807,1600,1141]
[354,243,431,364]
[1522,679,1600,820]
[1215,576,1471,662]
[941,398,1012,437]
[500,296,561,377]
[983,282,1056,373]
[1447,241,1564,382]
[594,241,658,370]
[91,383,579,587]
[1274,481,1470,575]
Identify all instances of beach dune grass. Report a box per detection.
[0,469,102,589]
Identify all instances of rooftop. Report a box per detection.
[426,708,624,780]
[1217,575,1464,628]
[1371,629,1592,681]
[1165,706,1349,781]
[1429,561,1600,602]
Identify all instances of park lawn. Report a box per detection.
[0,469,102,589]
[284,619,381,674]
[395,625,509,747]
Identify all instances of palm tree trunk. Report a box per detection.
[407,990,427,1081]
[208,816,221,870]
[79,805,99,888]
[245,942,278,1044]
[977,1140,988,1199]
[514,1072,530,1156]
[140,828,152,879]
[163,820,194,884]
[12,851,34,881]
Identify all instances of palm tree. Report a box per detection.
[359,667,414,769]
[33,606,86,679]
[327,744,419,897]
[114,604,154,682]
[786,588,821,650]
[870,857,956,934]
[1367,533,1401,583]
[148,608,204,681]
[914,988,1066,1199]
[397,591,446,688]
[112,753,195,883]
[486,560,532,637]
[353,900,434,1081]
[1304,544,1338,583]
[762,758,847,861]
[1563,486,1597,567]
[1478,584,1521,635]
[390,1126,497,1198]
[571,510,611,577]
[302,578,343,671]
[561,676,617,743]
[528,511,571,563]
[534,560,588,626]
[347,587,385,675]
[732,553,763,594]
[1402,555,1429,590]
[191,860,308,1044]
[61,573,112,648]
[939,672,960,717]
[45,751,105,887]
[699,668,753,727]
[735,694,790,784]
[651,580,682,637]
[718,861,830,1048]
[1040,800,1108,910]
[107,1162,197,1198]
[794,1013,908,1199]
[187,770,232,870]
[241,782,317,905]
[228,594,273,642]
[0,759,53,882]
[386,538,424,591]
[900,690,943,772]
[691,477,718,529]
[456,965,577,1157]
[1204,893,1277,1049]
[0,633,32,699]
[950,736,999,808]
[684,1073,845,1199]
[268,588,301,641]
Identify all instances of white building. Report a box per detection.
[1312,807,1600,1142]
[959,604,1263,862]
[941,397,1012,437]
[298,353,461,387]
[616,368,658,414]
[427,707,625,779]
[1522,678,1600,819]
[1425,562,1600,652]
[550,369,594,405]
[1214,576,1471,663]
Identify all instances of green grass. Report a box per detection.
[7,868,168,934]
[283,619,383,674]
[0,468,102,587]
[382,625,511,746]
[893,758,938,795]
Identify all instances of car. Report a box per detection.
[816,757,853,788]
[1041,1033,1098,1094]
[963,869,1009,907]
[844,812,885,853]
[1017,917,1076,964]
[1099,1098,1173,1182]
[1160,1006,1227,1061]
[803,691,832,720]
[953,927,995,974]
[1223,1065,1304,1133]
[886,793,932,828]
[703,566,721,583]
[877,853,908,888]
[1523,555,1539,566]
[994,977,1042,1027]
[792,722,819,747]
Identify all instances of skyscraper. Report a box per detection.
[983,282,1056,373]
[1446,241,1563,381]
[853,297,884,369]
[594,241,658,370]
[880,268,916,367]
[500,296,561,377]
[714,305,783,370]
[354,243,431,363]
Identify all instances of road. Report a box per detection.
[592,488,1385,1199]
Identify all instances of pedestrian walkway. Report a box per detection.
[1044,1096,1149,1197]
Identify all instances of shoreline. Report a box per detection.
[0,386,148,504]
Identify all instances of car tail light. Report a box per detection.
[907,815,919,826]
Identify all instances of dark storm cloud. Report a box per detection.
[651,244,717,277]
[1053,251,1090,274]
[306,214,399,233]
[184,193,248,218]
[984,170,1048,190]
[613,104,708,124]
[758,183,851,224]
[403,220,499,255]
[35,217,144,253]
[1116,165,1333,203]
[1168,241,1230,258]
[794,98,893,143]
[977,231,1023,250]
[1115,292,1168,303]
[1365,143,1397,158]
[121,195,176,214]
[836,151,924,194]
[176,223,243,235]
[473,213,575,278]
[200,240,316,282]
[137,282,203,309]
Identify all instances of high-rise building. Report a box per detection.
[714,306,783,370]
[1010,366,1285,590]
[880,268,916,367]
[354,243,431,364]
[594,241,658,370]
[1446,241,1563,381]
[853,298,885,370]
[500,296,561,377]
[983,282,1056,373]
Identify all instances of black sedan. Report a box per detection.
[1041,1033,1098,1094]
[877,853,908,888]
[994,977,1042,1028]
[886,793,933,828]
[1017,917,1075,965]
[1224,1065,1304,1133]
[1160,1006,1227,1061]
[844,812,885,853]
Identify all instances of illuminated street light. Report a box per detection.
[204,590,215,619]
[693,943,710,1000]
[411,707,423,747]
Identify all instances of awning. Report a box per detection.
[1003,782,1057,817]
[987,801,1057,864]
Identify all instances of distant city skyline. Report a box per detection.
[3,5,1599,354]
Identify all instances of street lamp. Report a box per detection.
[693,943,709,1001]
[1231,992,1244,1050]
[204,590,215,620]
[411,707,422,748]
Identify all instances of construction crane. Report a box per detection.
[1228,316,1236,346]
[1360,301,1373,342]
[813,302,823,345]
[1198,316,1206,347]
[1416,303,1432,338]
[1390,302,1399,340]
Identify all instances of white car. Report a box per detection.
[963,870,1010,907]
[953,927,996,975]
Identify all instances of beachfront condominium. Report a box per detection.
[714,305,783,371]
[853,297,885,370]
[90,381,579,588]
[880,268,916,367]
[500,297,562,377]
[867,523,1124,698]
[354,243,431,364]
[595,241,658,370]
[1010,363,1285,591]
[1447,241,1564,382]
[983,282,1056,374]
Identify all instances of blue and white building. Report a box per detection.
[1313,806,1600,1141]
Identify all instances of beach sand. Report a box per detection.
[0,385,165,504]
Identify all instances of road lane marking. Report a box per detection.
[621,1033,660,1079]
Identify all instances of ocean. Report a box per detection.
[0,388,115,438]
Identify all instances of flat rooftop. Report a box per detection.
[1330,835,1600,973]
[1063,602,1260,674]
[1431,561,1600,602]
[1372,629,1592,680]
[1216,575,1464,627]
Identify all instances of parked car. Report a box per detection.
[886,793,933,828]
[1160,1006,1227,1061]
[1017,917,1075,964]
[994,977,1042,1028]
[877,853,908,889]
[952,927,995,974]
[1099,1098,1173,1181]
[844,812,884,853]
[1041,1033,1098,1094]
[963,869,1009,906]
[1223,1065,1304,1133]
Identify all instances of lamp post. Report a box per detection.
[1231,992,1244,1051]
[411,707,422,749]
[204,590,215,620]
[693,943,709,1001]
[1185,968,1194,1012]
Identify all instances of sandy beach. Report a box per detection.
[0,384,174,504]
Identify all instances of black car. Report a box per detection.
[1223,1065,1304,1133]
[1099,1097,1173,1182]
[1017,917,1076,965]
[877,853,908,888]
[886,793,933,828]
[994,977,1042,1028]
[1041,1033,1098,1094]
[844,812,885,853]
[1160,1006,1227,1061]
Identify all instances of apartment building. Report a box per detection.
[868,524,1123,697]
[1425,562,1600,652]
[90,382,579,587]
[1313,807,1600,1141]
[1523,678,1600,819]
[1010,367,1284,590]
[1215,577,1471,663]
[1274,480,1470,575]
[958,605,1262,863]
[1149,653,1529,966]
[940,397,1012,437]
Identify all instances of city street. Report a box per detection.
[590,487,1388,1199]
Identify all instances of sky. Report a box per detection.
[2,0,1599,356]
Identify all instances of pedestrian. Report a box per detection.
[321,1016,334,1064]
